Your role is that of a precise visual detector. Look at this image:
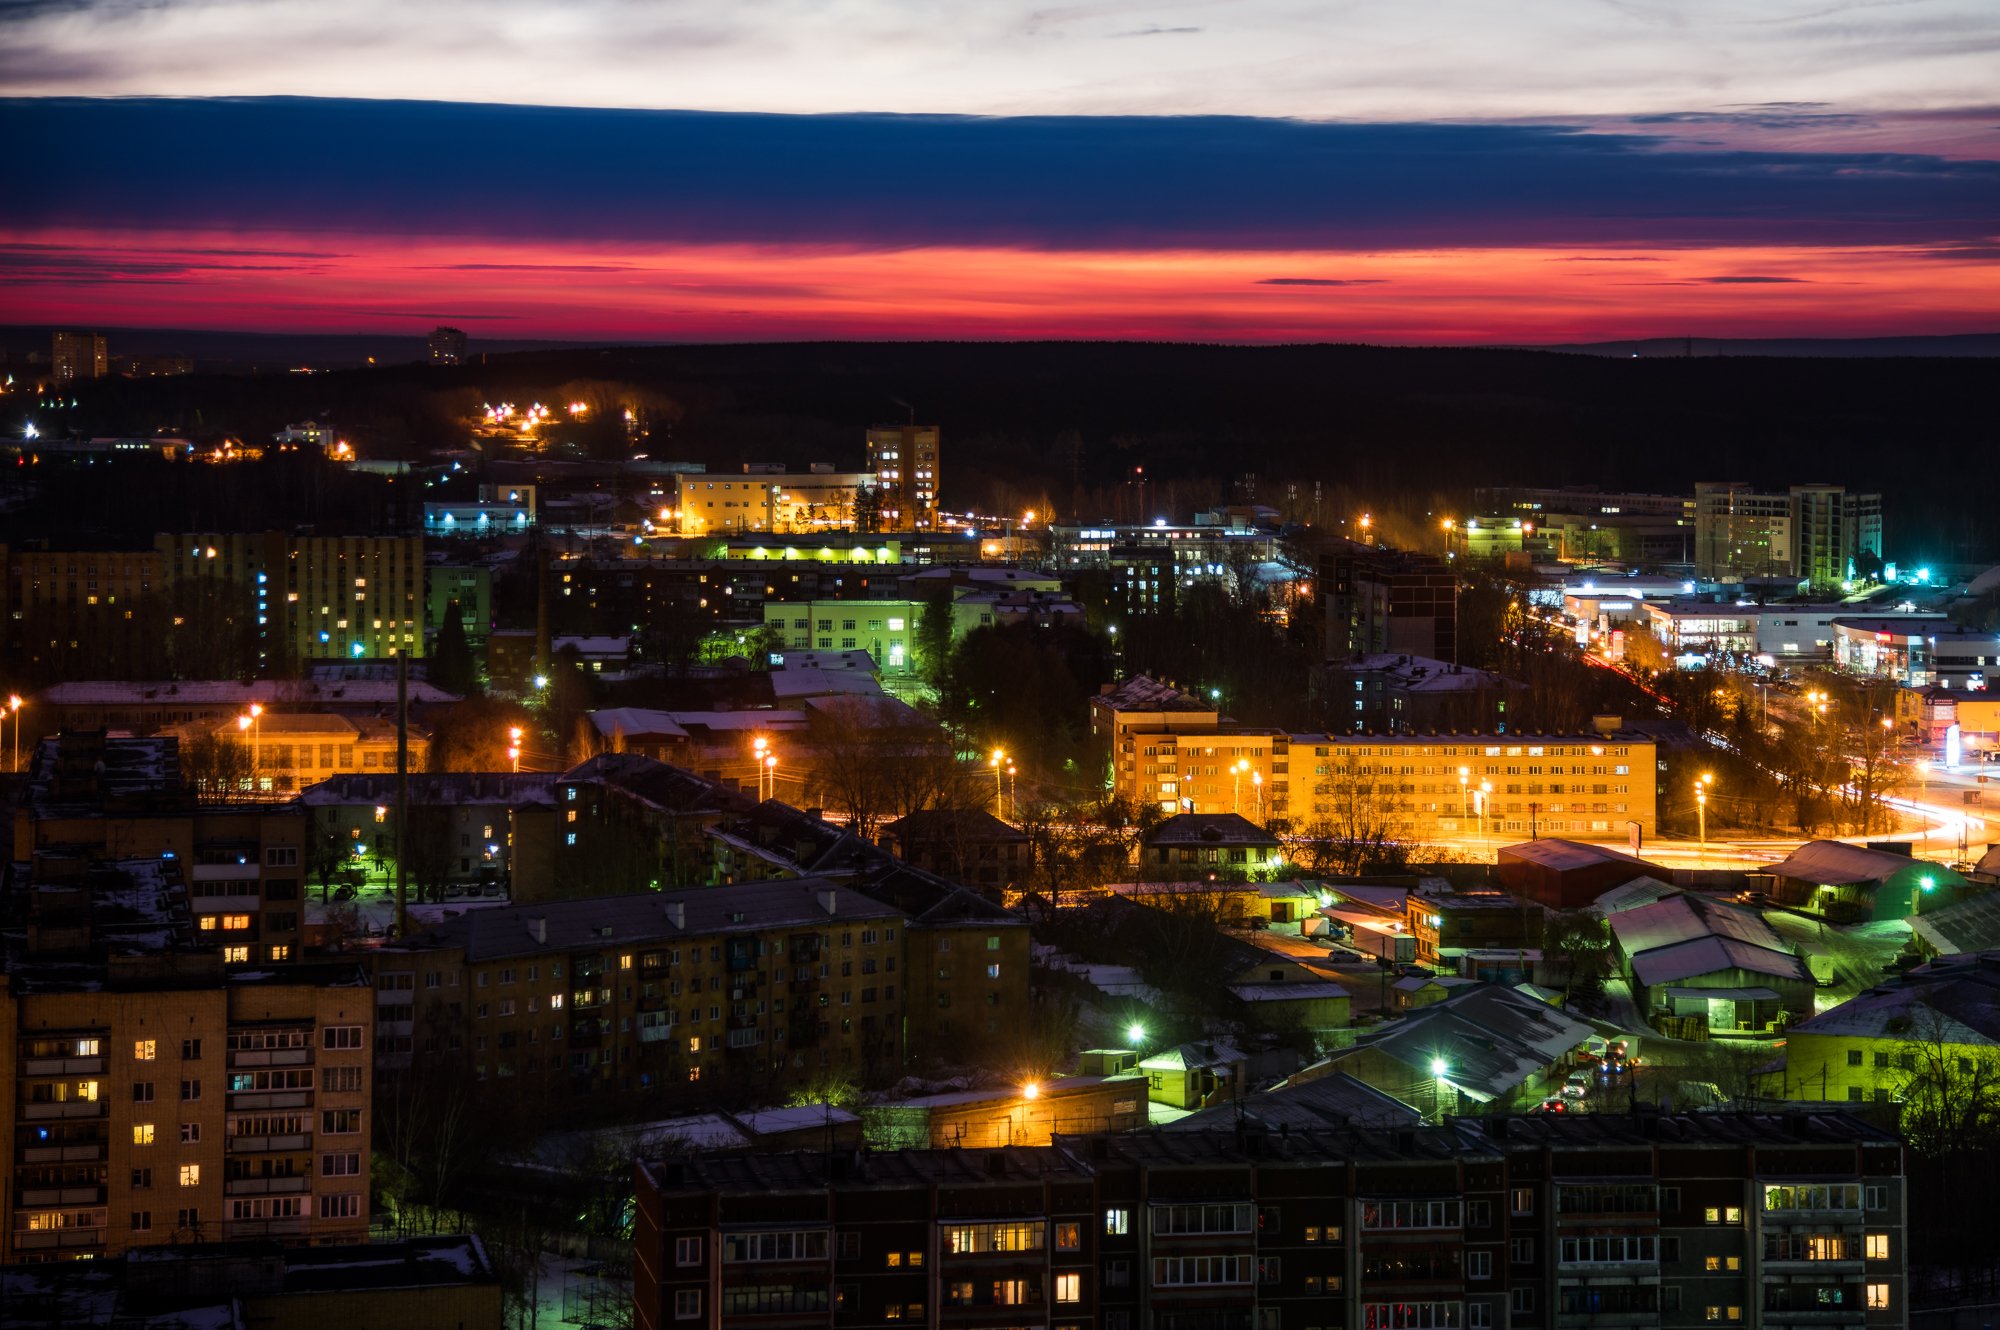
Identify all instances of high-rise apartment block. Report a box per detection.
[1694,484,1882,589]
[1326,550,1458,663]
[51,331,108,383]
[427,326,468,365]
[634,1113,1908,1330]
[865,425,940,530]
[158,533,425,665]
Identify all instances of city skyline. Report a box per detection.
[3,0,1997,343]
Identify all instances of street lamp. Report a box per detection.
[1695,772,1714,865]
[764,752,778,802]
[1232,759,1251,814]
[508,726,524,774]
[4,694,20,773]
[1458,766,1471,823]
[1006,761,1017,822]
[753,735,770,799]
[1477,779,1493,848]
[990,748,1006,812]
[236,702,263,793]
[1127,1022,1146,1047]
[1252,770,1264,822]
[1429,1057,1451,1123]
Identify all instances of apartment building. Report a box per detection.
[158,532,425,665]
[375,881,919,1095]
[0,544,165,682]
[1110,721,1658,843]
[2,856,372,1262]
[865,425,940,531]
[16,734,309,968]
[1325,549,1459,663]
[51,330,109,383]
[1693,485,1882,590]
[633,1112,1907,1330]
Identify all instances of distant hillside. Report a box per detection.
[1514,333,2000,359]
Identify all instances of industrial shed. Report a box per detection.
[1610,894,1814,1031]
[1496,838,1669,910]
[1766,840,1969,921]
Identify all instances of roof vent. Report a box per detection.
[527,916,547,945]
[665,901,686,930]
[818,889,838,916]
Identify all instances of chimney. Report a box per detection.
[817,889,838,916]
[527,916,547,945]
[665,901,686,930]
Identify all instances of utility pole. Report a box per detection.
[394,653,409,939]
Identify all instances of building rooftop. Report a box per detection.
[398,878,904,963]
[1789,952,2000,1044]
[1499,838,1662,874]
[37,678,461,708]
[299,772,561,807]
[1627,935,1811,988]
[1092,675,1216,715]
[1910,891,2000,956]
[883,807,1029,844]
[1610,893,1787,956]
[1167,1070,1421,1132]
[1768,840,1963,888]
[1143,813,1280,847]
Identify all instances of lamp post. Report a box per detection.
[1232,759,1250,815]
[764,752,778,802]
[753,736,770,799]
[509,726,524,774]
[3,694,19,772]
[1695,772,1714,866]
[1006,762,1017,822]
[236,702,263,794]
[1252,770,1264,822]
[990,749,1006,813]
[1477,779,1493,850]
[1458,767,1470,824]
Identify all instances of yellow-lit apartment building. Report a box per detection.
[1097,680,1658,840]
[3,915,374,1261]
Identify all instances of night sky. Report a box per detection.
[3,1,1996,342]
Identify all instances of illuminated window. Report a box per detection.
[224,947,249,963]
[178,1164,200,1187]
[198,916,218,931]
[134,1040,156,1061]
[222,914,251,930]
[1867,1285,1890,1310]
[1866,1234,1889,1260]
[133,1124,156,1146]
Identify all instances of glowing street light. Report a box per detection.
[1127,1022,1146,1046]
[990,748,1007,812]
[4,694,20,773]
[509,726,524,774]
[1458,766,1471,822]
[1022,1080,1040,1101]
[236,702,264,792]
[1232,758,1251,814]
[1695,772,1714,863]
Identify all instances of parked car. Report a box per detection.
[1562,1070,1592,1099]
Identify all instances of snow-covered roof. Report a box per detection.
[1593,876,1683,915]
[1611,894,1785,957]
[1768,840,1958,887]
[1231,981,1351,1003]
[1629,936,1811,987]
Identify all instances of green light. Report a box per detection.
[1430,1058,1448,1076]
[1127,1023,1146,1044]
[1920,876,1936,893]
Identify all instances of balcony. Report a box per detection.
[21,1100,106,1121]
[1557,1314,1658,1329]
[223,1217,309,1240]
[225,1175,310,1196]
[1763,1309,1865,1325]
[17,1186,106,1207]
[10,1226,105,1251]
[228,1048,313,1068]
[21,1143,104,1164]
[1763,1258,1865,1278]
[21,1056,106,1077]
[227,1133,311,1154]
[1557,1260,1662,1282]
[227,1090,312,1111]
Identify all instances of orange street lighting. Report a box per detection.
[1022,1081,1040,1101]
[3,693,20,773]
[990,748,1006,810]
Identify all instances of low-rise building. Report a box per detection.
[880,808,1029,891]
[1832,619,1999,689]
[1766,841,1970,922]
[1609,893,1814,1032]
[1322,653,1529,735]
[1763,952,2000,1112]
[1139,813,1285,880]
[161,712,427,795]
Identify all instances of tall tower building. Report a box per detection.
[51,330,108,383]
[426,326,467,366]
[864,424,940,530]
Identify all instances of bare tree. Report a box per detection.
[1895,1007,2000,1156]
[803,697,976,839]
[182,732,254,802]
[1295,751,1428,875]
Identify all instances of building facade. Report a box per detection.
[673,467,880,535]
[865,425,940,531]
[634,1114,1908,1330]
[51,331,109,383]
